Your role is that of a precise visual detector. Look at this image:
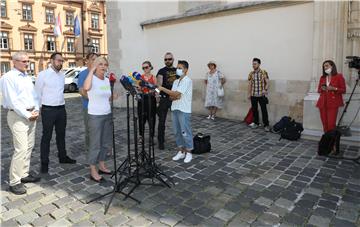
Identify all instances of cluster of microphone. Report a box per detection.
[119,72,159,96]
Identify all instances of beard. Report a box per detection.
[165,62,173,67]
[54,64,62,71]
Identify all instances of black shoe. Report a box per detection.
[159,143,164,150]
[59,156,76,164]
[90,176,106,183]
[98,169,113,175]
[9,183,26,195]
[41,164,49,174]
[21,174,41,183]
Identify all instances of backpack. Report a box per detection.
[244,107,253,125]
[318,130,341,156]
[192,133,211,154]
[279,120,304,141]
[272,116,292,133]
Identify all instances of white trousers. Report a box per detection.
[7,111,36,186]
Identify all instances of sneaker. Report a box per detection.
[21,174,41,183]
[249,123,258,129]
[184,153,193,163]
[9,183,26,195]
[206,115,212,119]
[59,156,76,164]
[211,115,215,120]
[264,126,270,132]
[172,151,185,161]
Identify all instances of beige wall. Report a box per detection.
[109,2,314,123]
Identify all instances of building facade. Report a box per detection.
[107,1,359,140]
[0,0,108,76]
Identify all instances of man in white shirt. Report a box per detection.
[0,52,41,194]
[158,60,194,163]
[35,52,76,174]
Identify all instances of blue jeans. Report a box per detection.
[172,110,193,150]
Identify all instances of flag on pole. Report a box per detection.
[54,13,62,37]
[74,15,81,37]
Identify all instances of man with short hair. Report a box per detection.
[158,60,194,163]
[0,52,41,194]
[247,58,270,131]
[35,52,76,174]
[156,52,177,150]
[77,52,99,152]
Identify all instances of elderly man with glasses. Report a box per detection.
[0,52,41,194]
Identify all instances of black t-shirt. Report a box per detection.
[156,66,177,97]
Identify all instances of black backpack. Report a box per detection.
[279,120,304,141]
[318,130,341,156]
[272,116,292,133]
[192,133,211,154]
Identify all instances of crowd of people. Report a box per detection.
[0,50,346,195]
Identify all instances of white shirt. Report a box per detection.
[0,68,39,119]
[171,75,192,113]
[35,67,65,106]
[87,75,111,115]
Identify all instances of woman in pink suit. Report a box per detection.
[316,60,346,132]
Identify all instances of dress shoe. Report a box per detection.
[98,169,113,175]
[21,174,41,183]
[90,176,106,183]
[159,143,164,150]
[9,183,26,195]
[41,164,49,174]
[59,156,76,164]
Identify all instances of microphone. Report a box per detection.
[120,75,137,96]
[132,71,160,93]
[108,72,117,90]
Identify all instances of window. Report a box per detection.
[29,62,35,75]
[68,62,76,68]
[22,4,32,21]
[45,8,54,24]
[67,38,74,52]
[66,11,74,26]
[0,31,8,49]
[47,36,55,52]
[24,34,33,50]
[92,38,99,53]
[1,62,10,75]
[91,13,99,29]
[1,0,6,18]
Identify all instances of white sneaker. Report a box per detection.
[211,115,215,120]
[264,126,270,132]
[172,151,185,161]
[184,153,193,163]
[249,123,258,129]
[206,115,212,119]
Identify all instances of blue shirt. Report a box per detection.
[77,68,89,109]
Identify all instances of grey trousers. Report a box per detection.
[88,113,112,165]
[82,108,89,152]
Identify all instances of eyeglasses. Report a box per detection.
[16,60,30,63]
[142,66,150,70]
[164,58,173,61]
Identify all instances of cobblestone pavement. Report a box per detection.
[1,94,359,227]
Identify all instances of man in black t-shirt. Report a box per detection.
[156,52,177,150]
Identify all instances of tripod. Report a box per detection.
[328,71,360,164]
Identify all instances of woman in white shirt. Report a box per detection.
[83,57,113,182]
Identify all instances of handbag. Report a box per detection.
[192,133,211,154]
[217,85,224,97]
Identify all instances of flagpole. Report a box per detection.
[81,1,85,59]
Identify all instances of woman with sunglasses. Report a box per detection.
[138,61,157,143]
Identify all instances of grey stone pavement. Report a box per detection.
[1,94,360,227]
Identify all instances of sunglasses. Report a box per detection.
[142,66,150,70]
[164,58,173,61]
[16,60,30,63]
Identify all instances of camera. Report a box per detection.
[346,56,360,70]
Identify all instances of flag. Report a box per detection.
[74,15,81,37]
[54,13,62,37]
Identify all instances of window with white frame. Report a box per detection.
[92,38,99,53]
[45,8,54,24]
[66,11,74,26]
[22,4,32,21]
[0,31,8,49]
[67,38,75,52]
[1,62,10,75]
[47,36,55,52]
[1,0,7,18]
[91,13,99,29]
[24,34,33,50]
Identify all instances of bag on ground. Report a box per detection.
[279,120,304,141]
[272,116,292,133]
[244,107,253,125]
[318,130,341,156]
[192,133,211,154]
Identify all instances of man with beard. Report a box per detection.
[35,52,76,174]
[156,52,177,150]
